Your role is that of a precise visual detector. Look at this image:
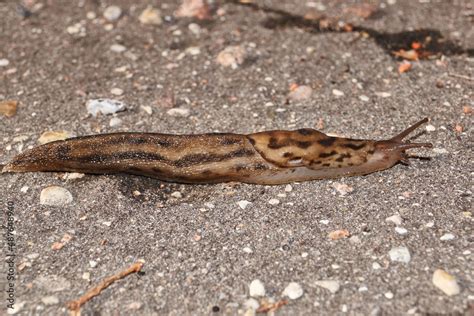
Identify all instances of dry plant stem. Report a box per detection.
[448,73,474,81]
[256,299,289,313]
[67,262,144,312]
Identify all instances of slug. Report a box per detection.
[2,118,432,184]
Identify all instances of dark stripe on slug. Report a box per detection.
[56,144,71,160]
[319,150,337,158]
[220,138,242,146]
[297,128,314,136]
[155,139,173,147]
[254,163,269,170]
[296,141,312,149]
[283,152,293,158]
[73,151,168,163]
[343,142,366,150]
[174,149,255,167]
[322,163,330,167]
[335,153,352,162]
[318,137,336,147]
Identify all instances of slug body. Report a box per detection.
[2,118,432,184]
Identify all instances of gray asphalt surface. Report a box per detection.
[1,0,473,315]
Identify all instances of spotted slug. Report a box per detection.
[2,118,432,184]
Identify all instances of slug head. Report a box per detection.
[372,118,433,165]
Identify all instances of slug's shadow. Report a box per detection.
[227,0,473,58]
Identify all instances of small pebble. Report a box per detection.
[86,11,96,19]
[359,95,369,102]
[86,99,126,117]
[432,269,461,296]
[82,272,90,281]
[89,260,98,268]
[127,302,143,310]
[284,184,293,192]
[244,298,259,311]
[314,280,340,293]
[332,89,344,97]
[332,182,353,196]
[237,200,252,210]
[385,214,403,226]
[62,173,85,180]
[440,233,455,241]
[249,279,265,297]
[389,246,411,263]
[358,286,368,292]
[139,6,162,25]
[375,92,391,98]
[242,247,253,254]
[188,23,201,35]
[110,88,124,96]
[38,131,72,144]
[0,58,10,67]
[288,85,313,101]
[395,227,408,235]
[268,198,280,205]
[425,124,436,132]
[171,191,182,198]
[41,295,59,305]
[385,292,394,299]
[216,45,246,68]
[20,186,29,193]
[282,282,304,300]
[40,186,73,206]
[109,117,122,127]
[110,44,127,53]
[141,105,153,115]
[372,262,382,270]
[328,229,350,240]
[103,5,122,22]
[166,108,190,117]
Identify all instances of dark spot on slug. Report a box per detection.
[322,163,330,167]
[247,137,256,145]
[297,128,314,136]
[268,137,281,149]
[348,163,354,166]
[312,160,322,165]
[201,170,213,175]
[367,149,375,155]
[127,137,148,145]
[56,144,71,160]
[234,164,246,171]
[155,139,173,147]
[343,142,366,150]
[220,137,241,146]
[335,153,352,162]
[283,152,293,158]
[296,141,312,149]
[318,137,336,147]
[319,150,337,158]
[254,163,269,170]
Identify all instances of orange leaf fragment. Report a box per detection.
[328,229,350,240]
[411,41,422,50]
[0,100,18,117]
[398,61,412,73]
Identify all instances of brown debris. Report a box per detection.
[0,100,18,117]
[256,299,288,313]
[328,229,350,240]
[344,3,378,19]
[463,106,472,115]
[51,233,73,251]
[393,49,419,61]
[454,124,463,133]
[175,0,211,20]
[67,261,144,313]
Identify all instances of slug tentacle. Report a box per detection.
[2,118,432,184]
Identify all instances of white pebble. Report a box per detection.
[332,89,344,97]
[242,247,253,254]
[395,227,408,235]
[38,131,73,144]
[166,108,190,117]
[288,85,313,101]
[110,44,127,53]
[372,262,382,270]
[20,186,29,193]
[268,198,280,205]
[314,280,340,293]
[433,269,460,296]
[109,117,122,127]
[89,260,98,268]
[188,23,201,35]
[63,173,85,180]
[171,191,182,198]
[384,291,394,299]
[40,186,73,206]
[375,92,391,98]
[110,88,124,96]
[284,184,293,192]
[319,219,329,225]
[249,279,265,297]
[425,124,436,132]
[141,105,153,115]
[103,5,122,22]
[138,6,162,25]
[425,221,434,228]
[432,148,448,155]
[389,246,411,263]
[0,58,10,67]
[86,99,126,117]
[358,286,368,292]
[41,295,59,305]
[301,252,308,258]
[282,282,304,300]
[86,11,96,19]
[244,298,260,311]
[102,221,112,227]
[440,233,455,241]
[332,182,353,196]
[186,46,201,55]
[237,200,252,210]
[359,95,369,102]
[385,214,403,226]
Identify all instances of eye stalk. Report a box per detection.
[374,118,433,164]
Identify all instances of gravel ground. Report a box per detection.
[1,0,473,315]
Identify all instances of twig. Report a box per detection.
[256,299,289,313]
[67,261,144,313]
[448,73,474,81]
